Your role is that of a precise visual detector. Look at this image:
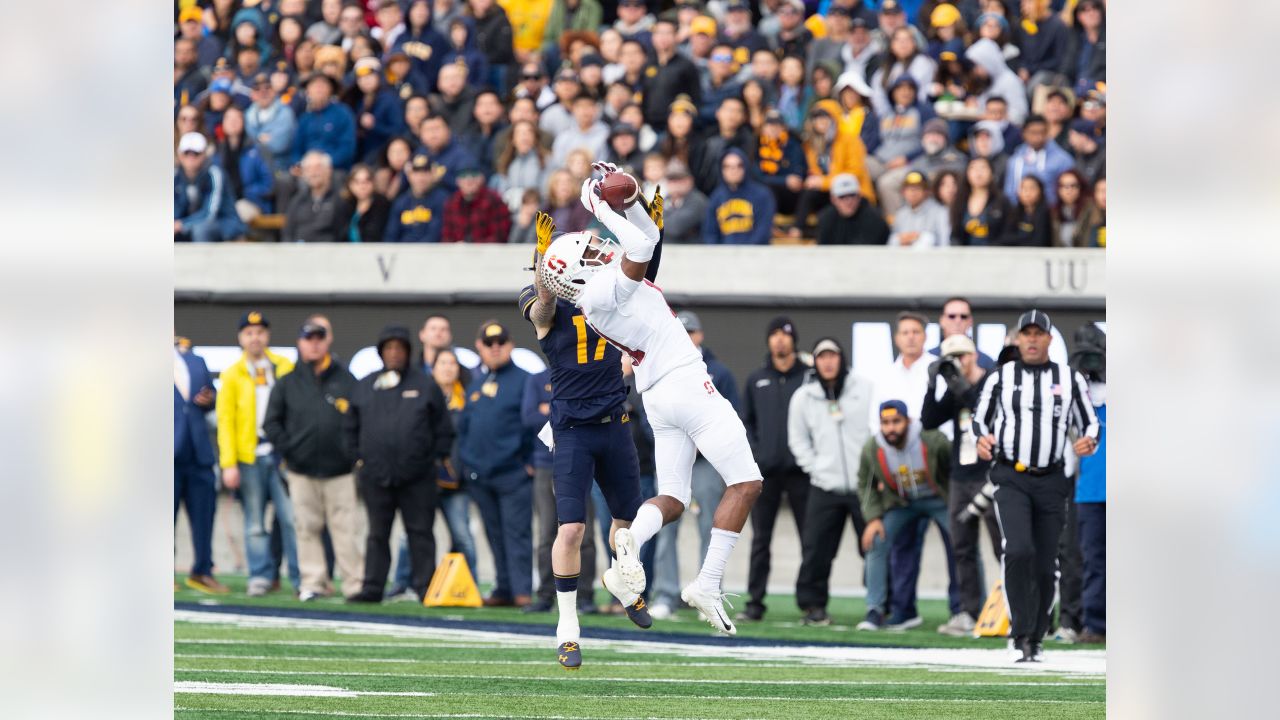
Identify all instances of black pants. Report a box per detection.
[361,477,438,598]
[1077,502,1106,634]
[533,466,597,605]
[769,184,801,217]
[745,469,810,613]
[991,465,1071,640]
[793,190,831,231]
[948,472,1004,616]
[1055,477,1083,633]
[795,486,866,611]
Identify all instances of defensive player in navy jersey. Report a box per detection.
[518,164,665,670]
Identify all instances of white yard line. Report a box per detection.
[176,661,1100,688]
[174,681,435,698]
[175,610,1106,675]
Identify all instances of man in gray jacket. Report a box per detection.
[888,171,951,248]
[787,337,873,626]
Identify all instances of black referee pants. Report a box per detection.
[795,486,866,611]
[745,469,810,613]
[991,465,1072,641]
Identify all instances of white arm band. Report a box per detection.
[598,207,657,263]
[623,201,659,243]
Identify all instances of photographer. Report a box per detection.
[922,335,1002,637]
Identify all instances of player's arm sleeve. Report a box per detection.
[599,205,657,264]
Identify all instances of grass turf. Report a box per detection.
[176,573,1103,651]
[174,618,1104,719]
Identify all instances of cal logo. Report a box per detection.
[470,391,481,402]
[334,397,350,414]
[645,66,657,78]
[247,311,262,324]
[400,206,434,225]
[481,381,499,398]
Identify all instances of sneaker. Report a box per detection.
[482,595,515,607]
[623,596,653,629]
[522,598,554,613]
[386,589,421,603]
[1014,636,1039,663]
[735,604,766,622]
[601,568,651,629]
[299,589,321,602]
[648,602,674,620]
[885,612,923,631]
[1054,627,1079,644]
[937,612,977,637]
[801,607,831,626]
[246,578,272,597]
[1077,629,1106,644]
[856,609,885,631]
[1030,640,1044,661]
[611,528,647,594]
[557,641,582,670]
[386,584,409,598]
[185,574,231,595]
[680,582,736,636]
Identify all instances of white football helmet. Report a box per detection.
[538,231,620,302]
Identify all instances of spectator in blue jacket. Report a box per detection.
[215,106,275,220]
[393,0,449,95]
[698,44,743,128]
[1003,115,1075,206]
[174,340,226,593]
[440,16,490,90]
[175,38,208,109]
[754,110,806,217]
[246,73,297,165]
[457,321,535,607]
[703,147,776,244]
[292,72,357,170]
[344,57,406,163]
[416,114,477,195]
[175,133,247,243]
[385,152,449,242]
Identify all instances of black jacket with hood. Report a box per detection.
[742,352,812,476]
[345,326,455,487]
[264,352,358,478]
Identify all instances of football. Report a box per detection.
[597,171,640,212]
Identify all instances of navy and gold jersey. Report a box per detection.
[519,285,627,429]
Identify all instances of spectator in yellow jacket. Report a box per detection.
[498,0,553,62]
[790,99,876,237]
[215,310,300,597]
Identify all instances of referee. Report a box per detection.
[974,310,1099,662]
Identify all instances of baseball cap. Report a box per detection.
[879,400,909,419]
[251,72,271,88]
[455,161,484,179]
[690,15,717,36]
[408,152,433,172]
[889,73,919,92]
[178,132,208,155]
[880,0,903,14]
[669,94,697,116]
[930,3,961,27]
[763,108,784,125]
[554,67,580,83]
[619,0,646,6]
[610,123,638,139]
[1070,118,1098,136]
[812,338,842,358]
[767,316,797,342]
[209,77,233,95]
[299,321,328,339]
[726,0,750,12]
[238,310,269,330]
[579,53,605,69]
[477,320,511,344]
[354,56,382,77]
[830,174,860,197]
[1017,309,1053,333]
[902,170,927,188]
[923,118,950,137]
[666,158,692,179]
[179,6,203,23]
[676,311,702,333]
[941,335,976,357]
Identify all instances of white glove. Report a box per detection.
[591,161,620,177]
[579,177,621,223]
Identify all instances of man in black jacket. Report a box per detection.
[921,334,1002,635]
[264,316,362,601]
[346,326,455,603]
[737,316,812,621]
[642,19,701,130]
[815,174,891,245]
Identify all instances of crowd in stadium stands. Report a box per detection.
[175,302,1106,644]
[174,0,1105,247]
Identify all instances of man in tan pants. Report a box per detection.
[264,316,365,600]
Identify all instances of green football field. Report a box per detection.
[175,575,1106,719]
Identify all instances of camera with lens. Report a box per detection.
[957,480,997,522]
[929,355,972,397]
[1069,324,1106,383]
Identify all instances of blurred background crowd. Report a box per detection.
[173,0,1105,247]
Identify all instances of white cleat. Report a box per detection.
[681,583,737,636]
[612,528,647,594]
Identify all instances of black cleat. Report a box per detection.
[1015,636,1037,663]
[624,596,653,629]
[522,598,554,613]
[558,641,582,670]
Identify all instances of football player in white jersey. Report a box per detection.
[536,164,764,635]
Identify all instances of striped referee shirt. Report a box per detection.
[974,359,1100,469]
